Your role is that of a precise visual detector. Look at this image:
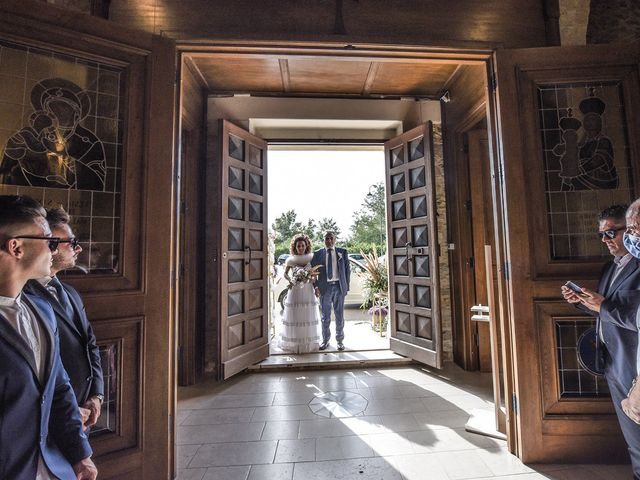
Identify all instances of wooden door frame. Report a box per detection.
[0,2,179,478]
[177,38,519,451]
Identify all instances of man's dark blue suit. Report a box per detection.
[0,293,92,480]
[579,257,640,477]
[25,279,104,405]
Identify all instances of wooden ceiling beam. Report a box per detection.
[362,62,381,96]
[278,59,291,92]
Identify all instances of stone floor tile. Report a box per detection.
[182,407,256,425]
[251,404,320,422]
[175,468,207,480]
[316,435,376,461]
[274,438,316,463]
[365,432,416,456]
[201,465,250,480]
[177,423,265,445]
[475,447,536,476]
[177,444,201,468]
[261,420,300,440]
[390,452,449,480]
[434,450,493,479]
[189,441,277,468]
[292,457,403,480]
[247,463,294,480]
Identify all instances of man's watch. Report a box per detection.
[94,394,104,405]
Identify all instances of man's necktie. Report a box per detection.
[327,249,334,279]
[50,277,75,319]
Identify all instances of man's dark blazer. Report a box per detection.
[0,293,92,480]
[312,247,351,295]
[579,257,640,387]
[25,279,104,405]
[577,256,640,475]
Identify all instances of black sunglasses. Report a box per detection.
[13,236,60,252]
[597,227,625,240]
[58,237,81,249]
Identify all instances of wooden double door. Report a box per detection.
[214,121,445,378]
[0,2,177,478]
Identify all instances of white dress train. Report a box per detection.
[278,254,321,353]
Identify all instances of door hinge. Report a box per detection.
[490,71,497,91]
[512,393,518,414]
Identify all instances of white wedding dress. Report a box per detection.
[278,253,321,353]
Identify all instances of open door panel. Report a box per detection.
[492,44,640,462]
[384,122,442,368]
[0,1,177,478]
[218,120,269,379]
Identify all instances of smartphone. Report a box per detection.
[564,281,584,294]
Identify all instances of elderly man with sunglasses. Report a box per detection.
[24,206,104,433]
[561,204,640,477]
[0,195,97,480]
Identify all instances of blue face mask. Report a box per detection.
[623,232,640,259]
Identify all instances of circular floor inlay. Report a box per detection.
[308,391,368,418]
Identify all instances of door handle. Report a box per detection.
[245,246,252,265]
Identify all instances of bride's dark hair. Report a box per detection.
[290,234,312,255]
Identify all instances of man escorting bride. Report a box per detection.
[312,231,351,351]
[278,234,322,353]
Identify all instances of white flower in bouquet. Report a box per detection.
[289,265,323,289]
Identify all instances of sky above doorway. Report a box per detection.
[267,149,385,239]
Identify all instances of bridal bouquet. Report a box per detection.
[289,265,323,289]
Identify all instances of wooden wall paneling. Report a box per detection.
[468,129,493,372]
[492,44,640,463]
[178,56,208,385]
[371,62,460,97]
[443,64,489,370]
[287,58,371,94]
[108,0,550,49]
[534,301,615,417]
[89,317,143,455]
[0,2,177,477]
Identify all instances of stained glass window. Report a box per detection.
[0,39,123,273]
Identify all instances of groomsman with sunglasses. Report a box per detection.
[0,195,97,479]
[561,204,640,477]
[25,206,104,431]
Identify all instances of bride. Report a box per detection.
[278,234,321,353]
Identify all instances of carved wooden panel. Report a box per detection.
[385,123,442,368]
[219,120,269,379]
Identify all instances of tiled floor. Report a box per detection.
[176,364,631,480]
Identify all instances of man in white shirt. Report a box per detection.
[0,195,97,480]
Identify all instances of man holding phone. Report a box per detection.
[561,204,640,477]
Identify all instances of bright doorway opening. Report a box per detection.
[267,146,391,356]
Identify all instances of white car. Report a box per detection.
[272,257,368,310]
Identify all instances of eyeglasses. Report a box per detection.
[598,227,625,240]
[58,237,81,249]
[12,236,60,252]
[598,228,625,240]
